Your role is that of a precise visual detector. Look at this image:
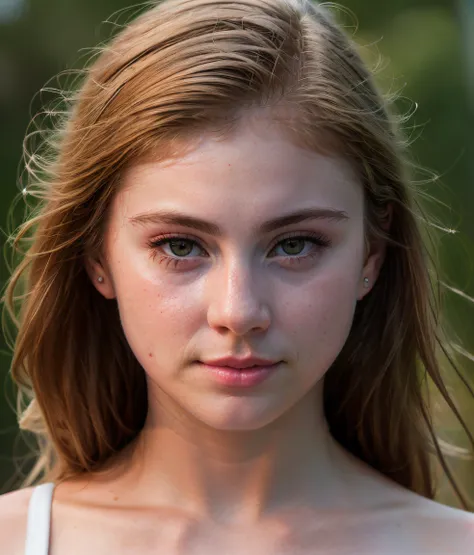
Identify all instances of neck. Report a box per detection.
[113,382,360,524]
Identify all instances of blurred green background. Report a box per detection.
[0,0,473,508]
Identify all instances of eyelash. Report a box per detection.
[147,231,332,270]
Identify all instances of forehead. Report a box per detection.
[116,115,363,224]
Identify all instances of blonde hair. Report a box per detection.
[3,0,473,508]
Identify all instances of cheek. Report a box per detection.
[282,263,360,379]
[110,257,195,369]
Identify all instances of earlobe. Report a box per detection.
[358,242,385,300]
[84,256,116,299]
[357,276,371,301]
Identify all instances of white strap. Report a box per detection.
[24,482,55,555]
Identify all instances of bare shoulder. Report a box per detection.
[0,486,35,555]
[402,495,474,554]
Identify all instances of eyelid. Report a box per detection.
[268,230,326,248]
[148,229,332,256]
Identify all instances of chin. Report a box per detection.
[186,395,292,432]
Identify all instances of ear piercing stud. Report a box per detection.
[363,277,369,288]
[97,276,104,283]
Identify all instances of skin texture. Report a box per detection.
[88,112,385,516]
[2,112,473,555]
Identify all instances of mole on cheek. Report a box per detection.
[148,353,153,358]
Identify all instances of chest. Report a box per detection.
[47,506,424,555]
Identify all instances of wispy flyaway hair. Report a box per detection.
[3,0,473,509]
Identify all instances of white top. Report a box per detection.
[25,482,55,555]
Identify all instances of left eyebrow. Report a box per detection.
[129,207,349,236]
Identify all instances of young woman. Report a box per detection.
[1,0,473,553]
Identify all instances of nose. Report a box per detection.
[206,258,271,336]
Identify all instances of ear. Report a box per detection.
[357,204,393,301]
[84,255,116,300]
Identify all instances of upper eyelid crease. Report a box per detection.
[129,207,349,236]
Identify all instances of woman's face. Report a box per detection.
[92,114,382,430]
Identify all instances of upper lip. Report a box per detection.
[200,356,280,369]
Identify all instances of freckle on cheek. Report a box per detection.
[148,353,153,358]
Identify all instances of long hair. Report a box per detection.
[3,0,473,508]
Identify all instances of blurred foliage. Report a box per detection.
[0,0,472,507]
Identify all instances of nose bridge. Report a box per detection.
[206,253,270,334]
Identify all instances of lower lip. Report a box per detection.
[198,362,280,387]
